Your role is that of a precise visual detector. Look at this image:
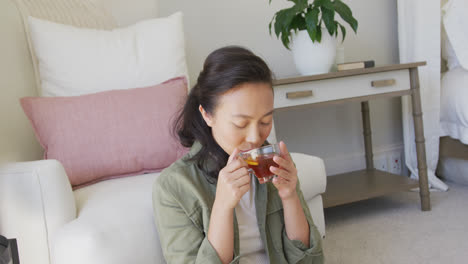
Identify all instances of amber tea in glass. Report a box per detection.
[239,143,281,184]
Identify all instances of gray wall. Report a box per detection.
[159,0,402,175]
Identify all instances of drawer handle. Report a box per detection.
[371,79,396,88]
[286,90,313,99]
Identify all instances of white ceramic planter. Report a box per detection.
[291,29,337,75]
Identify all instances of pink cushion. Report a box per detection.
[21,77,188,188]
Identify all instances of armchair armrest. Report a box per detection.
[291,152,327,238]
[291,152,327,201]
[0,160,76,264]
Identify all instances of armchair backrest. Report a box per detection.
[0,0,159,165]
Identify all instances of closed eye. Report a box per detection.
[233,123,247,129]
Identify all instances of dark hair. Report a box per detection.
[174,46,273,183]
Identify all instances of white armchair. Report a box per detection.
[0,157,325,264]
[0,1,326,264]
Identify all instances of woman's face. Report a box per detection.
[200,82,274,155]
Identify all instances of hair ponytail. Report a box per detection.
[175,84,204,147]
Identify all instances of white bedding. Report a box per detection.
[442,0,468,70]
[440,67,468,144]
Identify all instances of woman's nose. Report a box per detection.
[245,125,262,145]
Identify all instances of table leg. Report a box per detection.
[409,67,431,211]
[361,101,374,170]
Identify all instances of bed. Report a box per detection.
[437,0,468,185]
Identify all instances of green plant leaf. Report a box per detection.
[281,29,291,49]
[269,13,277,35]
[316,26,322,42]
[305,7,319,29]
[313,0,334,10]
[274,8,296,38]
[272,3,306,49]
[333,0,358,33]
[334,21,338,37]
[290,13,307,31]
[305,7,319,42]
[294,0,309,10]
[339,23,346,42]
[332,0,352,16]
[306,27,316,43]
[273,10,286,37]
[321,6,335,36]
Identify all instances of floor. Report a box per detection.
[322,182,468,264]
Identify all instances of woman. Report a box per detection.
[153,46,323,264]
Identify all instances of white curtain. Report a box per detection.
[397,0,448,191]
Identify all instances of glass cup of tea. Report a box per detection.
[238,143,281,184]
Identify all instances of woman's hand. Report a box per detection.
[270,141,310,246]
[215,148,251,210]
[271,141,298,201]
[209,149,249,263]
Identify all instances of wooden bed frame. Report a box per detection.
[437,137,468,185]
[439,136,468,161]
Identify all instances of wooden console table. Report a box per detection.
[273,62,431,211]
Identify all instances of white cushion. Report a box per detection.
[307,196,325,238]
[440,67,468,144]
[441,27,460,70]
[28,12,188,97]
[290,152,327,201]
[442,0,468,70]
[52,173,166,264]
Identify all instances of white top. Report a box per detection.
[235,175,269,264]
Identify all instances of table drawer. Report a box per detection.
[274,69,410,109]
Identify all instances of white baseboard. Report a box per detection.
[322,143,405,176]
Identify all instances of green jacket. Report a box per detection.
[152,142,324,264]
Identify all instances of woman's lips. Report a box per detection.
[238,144,261,152]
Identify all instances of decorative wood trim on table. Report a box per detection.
[361,101,374,170]
[323,169,420,208]
[274,90,412,113]
[371,79,396,88]
[439,136,468,161]
[409,67,431,211]
[273,62,427,86]
[286,90,313,99]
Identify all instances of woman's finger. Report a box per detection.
[279,141,292,161]
[273,175,288,186]
[228,148,242,164]
[270,166,292,181]
[229,166,250,180]
[273,155,294,172]
[225,158,247,173]
[238,183,251,195]
[233,173,251,188]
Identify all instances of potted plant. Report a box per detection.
[269,0,358,75]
